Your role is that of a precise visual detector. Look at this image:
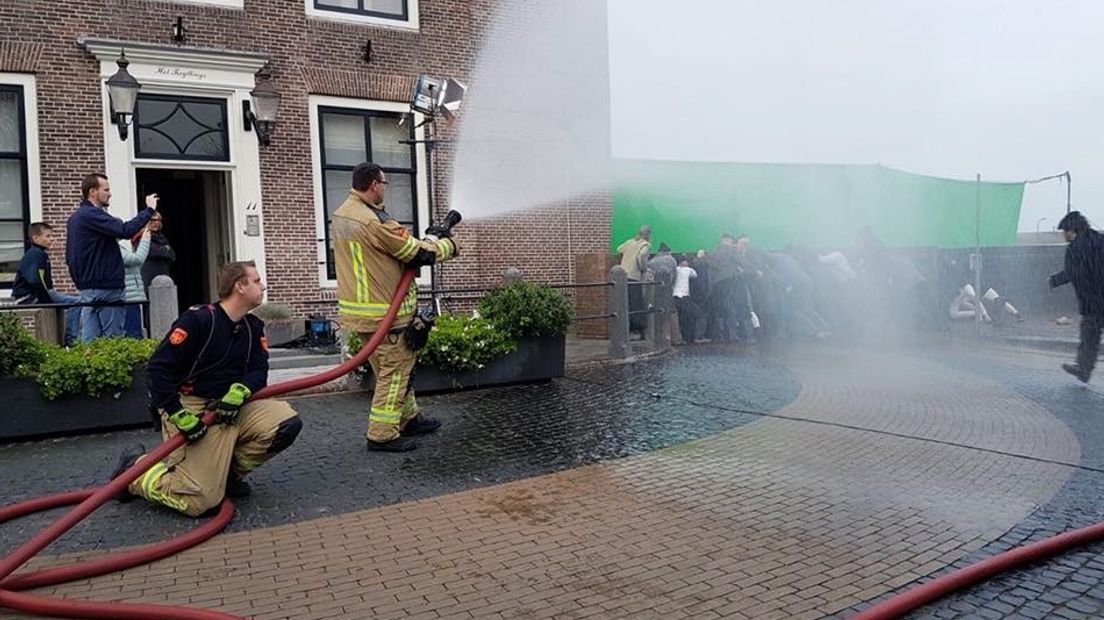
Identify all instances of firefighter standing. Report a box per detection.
[334,162,458,452]
[113,261,303,516]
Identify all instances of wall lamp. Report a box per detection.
[171,16,188,45]
[243,68,280,146]
[106,50,141,141]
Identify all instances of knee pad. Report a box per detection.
[267,416,303,454]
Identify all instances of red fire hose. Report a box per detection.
[850,520,1104,619]
[0,270,416,619]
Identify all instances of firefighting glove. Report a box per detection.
[214,383,251,425]
[167,409,207,443]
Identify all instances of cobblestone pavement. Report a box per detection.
[1,343,1090,619]
[835,344,1104,620]
[0,351,799,555]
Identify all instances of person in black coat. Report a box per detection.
[1049,211,1104,382]
[141,212,176,290]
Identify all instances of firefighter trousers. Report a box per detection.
[129,395,301,517]
[361,329,420,442]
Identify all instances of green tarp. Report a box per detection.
[610,160,1024,253]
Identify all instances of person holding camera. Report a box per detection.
[65,174,157,341]
[333,162,459,452]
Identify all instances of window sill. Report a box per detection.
[305,3,419,31]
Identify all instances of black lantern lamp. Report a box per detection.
[171,16,187,45]
[243,69,280,146]
[106,50,141,141]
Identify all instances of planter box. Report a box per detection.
[0,368,153,443]
[360,335,566,394]
[264,320,305,347]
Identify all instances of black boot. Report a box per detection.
[225,474,252,498]
[1063,363,1091,383]
[108,445,146,503]
[367,436,418,452]
[401,415,441,436]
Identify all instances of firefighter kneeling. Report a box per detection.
[114,261,302,516]
[333,162,459,452]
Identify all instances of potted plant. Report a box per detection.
[351,282,572,393]
[0,313,158,442]
[252,302,303,347]
[475,281,572,378]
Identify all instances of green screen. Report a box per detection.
[611,160,1024,253]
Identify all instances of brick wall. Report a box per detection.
[0,0,616,322]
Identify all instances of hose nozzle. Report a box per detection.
[426,209,462,239]
[442,210,462,232]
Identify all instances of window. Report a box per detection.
[307,0,419,29]
[0,85,29,290]
[134,94,229,161]
[318,106,419,280]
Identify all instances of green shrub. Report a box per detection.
[344,331,371,378]
[35,338,158,400]
[0,312,48,378]
[419,315,516,373]
[477,282,573,339]
[346,314,517,375]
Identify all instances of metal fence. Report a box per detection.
[416,267,671,360]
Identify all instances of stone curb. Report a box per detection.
[277,347,680,398]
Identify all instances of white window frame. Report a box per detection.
[308,95,429,289]
[0,73,42,298]
[305,0,420,31]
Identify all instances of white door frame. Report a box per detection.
[80,38,270,286]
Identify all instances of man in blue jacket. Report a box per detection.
[12,222,79,345]
[65,173,157,341]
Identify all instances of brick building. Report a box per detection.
[0,0,614,328]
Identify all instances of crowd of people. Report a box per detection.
[618,211,1102,385]
[619,225,999,346]
[10,173,176,344]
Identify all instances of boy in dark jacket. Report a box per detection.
[12,222,79,345]
[1049,211,1104,382]
[64,173,156,341]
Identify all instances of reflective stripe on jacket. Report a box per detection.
[332,191,455,333]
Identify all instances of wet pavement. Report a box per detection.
[0,350,799,555]
[3,341,1104,619]
[891,347,1104,620]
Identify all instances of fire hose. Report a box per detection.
[849,520,1104,619]
[0,269,416,620]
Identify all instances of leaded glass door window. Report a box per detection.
[134,95,229,161]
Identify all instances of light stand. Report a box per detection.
[405,74,466,314]
[401,116,451,314]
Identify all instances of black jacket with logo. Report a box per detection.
[146,303,268,414]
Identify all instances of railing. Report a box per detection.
[298,267,675,361]
[415,281,616,321]
[0,300,150,345]
[0,275,180,345]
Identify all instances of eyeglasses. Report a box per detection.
[375,179,389,185]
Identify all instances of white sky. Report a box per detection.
[607,0,1104,232]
